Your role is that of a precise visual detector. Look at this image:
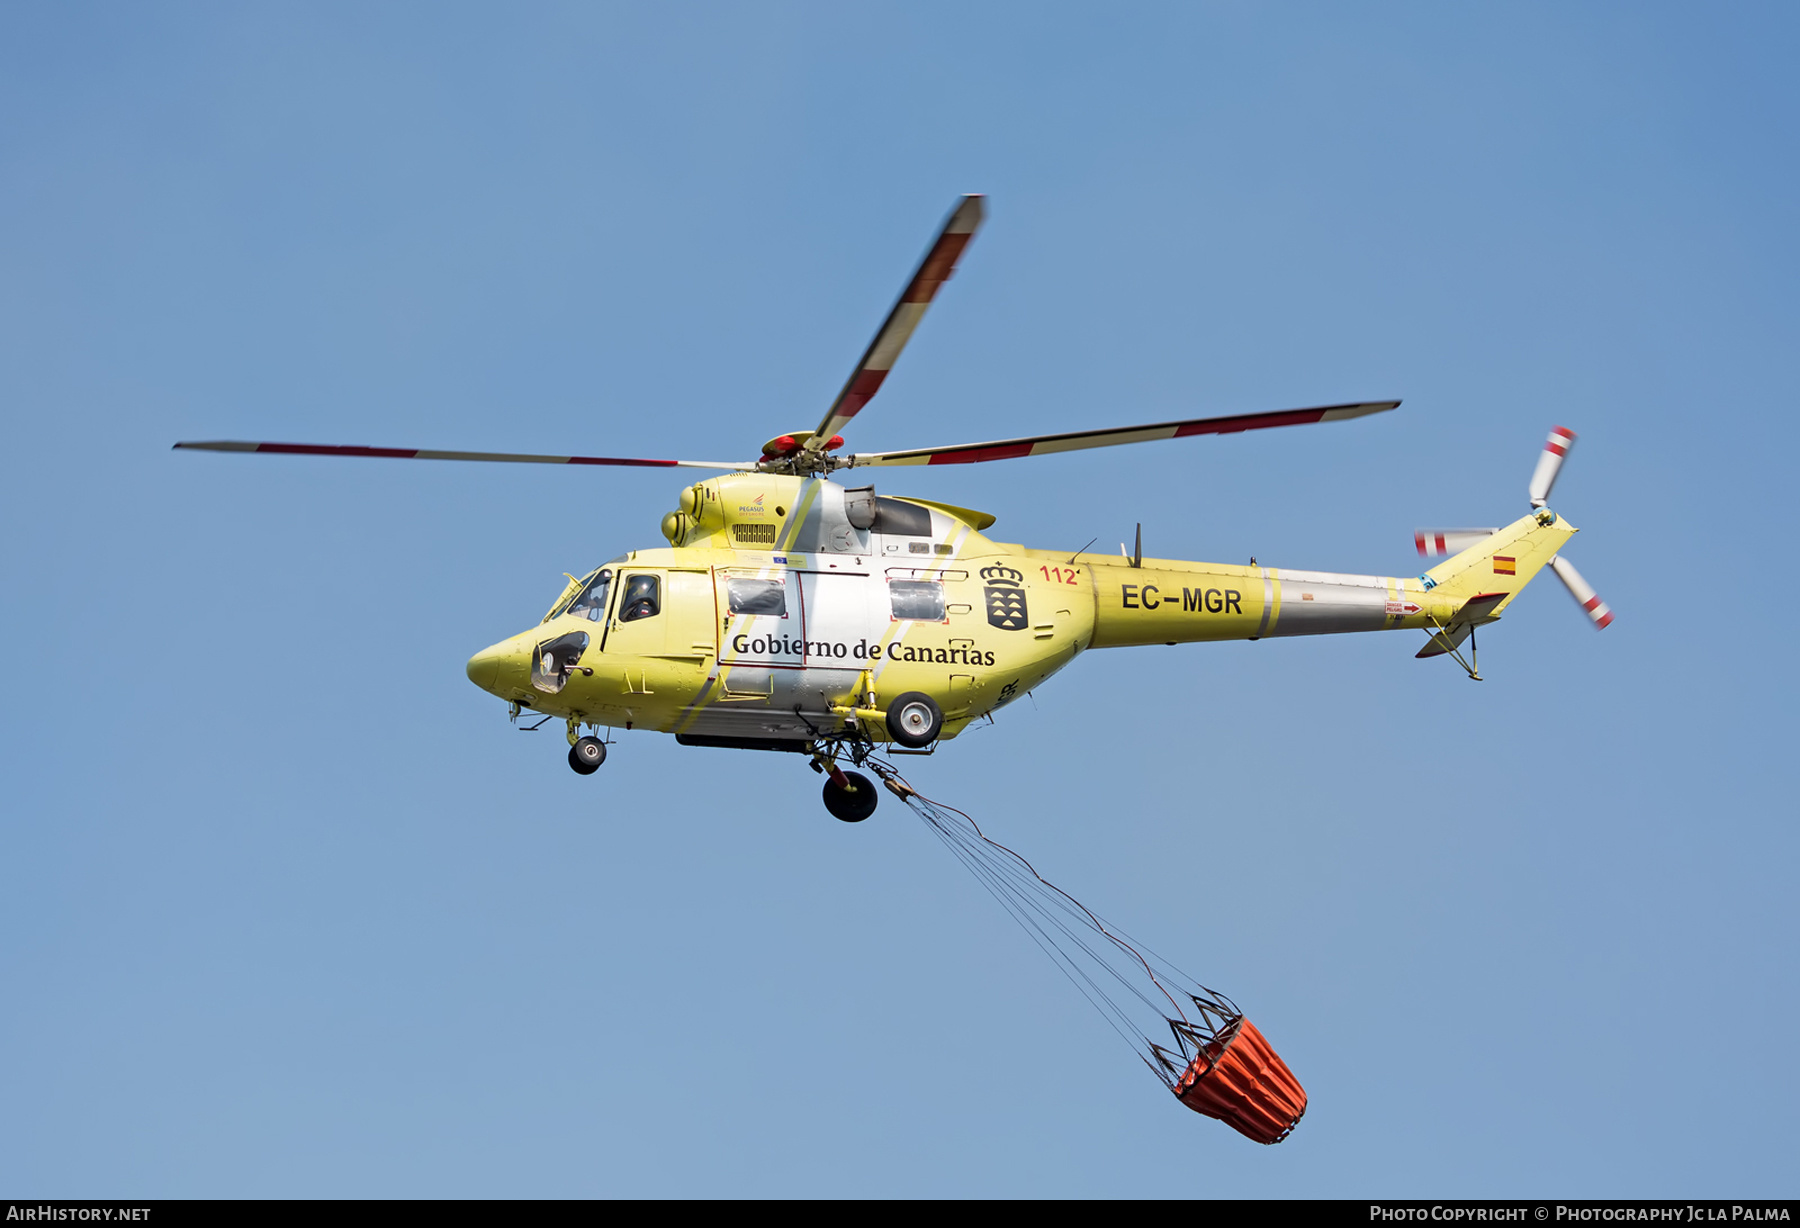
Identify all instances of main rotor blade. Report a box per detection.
[812,194,986,451]
[844,400,1399,467]
[173,441,754,470]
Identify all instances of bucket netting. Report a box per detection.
[870,766,1307,1145]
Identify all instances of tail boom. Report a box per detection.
[1085,558,1444,649]
[1078,511,1577,651]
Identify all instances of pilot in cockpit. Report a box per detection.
[620,574,660,622]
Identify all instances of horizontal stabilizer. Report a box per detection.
[1416,591,1506,658]
[1450,591,1508,625]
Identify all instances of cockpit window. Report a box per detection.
[566,569,613,622]
[620,574,660,622]
[727,576,787,617]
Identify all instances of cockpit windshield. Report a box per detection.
[564,569,613,622]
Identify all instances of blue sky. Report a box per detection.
[3,1,1796,1197]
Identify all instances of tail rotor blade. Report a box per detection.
[1549,554,1614,630]
[1414,528,1498,558]
[1528,425,1577,508]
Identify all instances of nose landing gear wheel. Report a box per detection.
[822,770,879,822]
[568,736,606,775]
[885,692,944,748]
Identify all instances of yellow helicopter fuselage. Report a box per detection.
[465,472,1577,749]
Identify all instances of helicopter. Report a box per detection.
[176,195,1610,822]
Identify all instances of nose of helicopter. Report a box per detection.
[466,639,524,696]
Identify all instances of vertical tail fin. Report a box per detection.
[1422,511,1577,617]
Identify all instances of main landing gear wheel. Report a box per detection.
[885,692,944,748]
[822,770,879,823]
[568,736,606,775]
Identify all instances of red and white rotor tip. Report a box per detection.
[1528,425,1577,508]
[1414,528,1498,558]
[1549,555,1613,630]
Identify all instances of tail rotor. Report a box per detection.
[1529,425,1612,631]
[1414,424,1613,634]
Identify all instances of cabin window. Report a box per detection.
[889,579,947,622]
[727,576,787,617]
[566,569,612,622]
[619,574,661,622]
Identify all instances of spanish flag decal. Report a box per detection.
[1492,555,1517,575]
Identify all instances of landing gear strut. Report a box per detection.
[811,744,879,822]
[565,717,606,774]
